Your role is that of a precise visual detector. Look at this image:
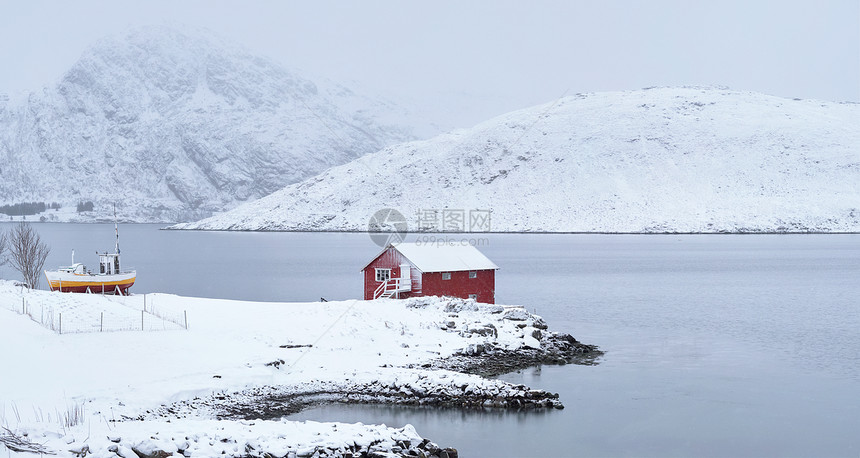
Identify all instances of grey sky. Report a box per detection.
[1,0,857,128]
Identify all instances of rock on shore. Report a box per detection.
[137,368,564,425]
[11,419,456,458]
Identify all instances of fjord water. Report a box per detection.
[6,224,859,457]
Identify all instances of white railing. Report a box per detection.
[374,278,410,299]
[374,278,393,299]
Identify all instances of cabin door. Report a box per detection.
[399,264,411,291]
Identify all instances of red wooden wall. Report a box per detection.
[420,269,495,304]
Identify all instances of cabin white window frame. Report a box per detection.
[469,271,477,279]
[442,272,452,280]
[375,268,391,282]
[468,294,478,300]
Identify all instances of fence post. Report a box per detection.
[184,310,188,330]
[143,294,146,312]
[22,297,25,314]
[59,313,62,334]
[141,310,144,331]
[101,312,104,332]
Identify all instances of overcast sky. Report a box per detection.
[1,0,858,127]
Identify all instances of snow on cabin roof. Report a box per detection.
[388,242,498,273]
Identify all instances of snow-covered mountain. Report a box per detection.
[174,87,860,233]
[0,26,417,222]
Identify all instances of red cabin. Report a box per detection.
[361,242,499,303]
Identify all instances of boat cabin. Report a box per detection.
[361,242,499,303]
[100,252,121,275]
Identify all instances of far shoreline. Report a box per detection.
[3,220,859,235]
[160,225,860,235]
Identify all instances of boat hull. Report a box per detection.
[44,270,136,294]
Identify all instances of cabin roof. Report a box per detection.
[361,242,498,273]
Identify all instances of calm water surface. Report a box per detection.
[4,224,858,457]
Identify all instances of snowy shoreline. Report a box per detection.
[0,283,599,457]
[163,225,860,234]
[12,220,860,234]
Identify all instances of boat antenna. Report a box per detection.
[114,203,120,255]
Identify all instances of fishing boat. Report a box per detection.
[44,214,136,295]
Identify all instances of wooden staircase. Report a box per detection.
[374,278,409,299]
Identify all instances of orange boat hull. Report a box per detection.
[45,271,136,294]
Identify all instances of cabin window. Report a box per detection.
[469,271,477,279]
[375,268,391,282]
[469,294,478,300]
[442,272,451,280]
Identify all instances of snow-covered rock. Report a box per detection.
[5,419,436,458]
[174,87,860,232]
[0,26,417,223]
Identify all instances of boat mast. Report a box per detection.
[114,204,121,252]
[114,204,121,272]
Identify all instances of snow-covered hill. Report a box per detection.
[174,87,860,233]
[0,26,417,222]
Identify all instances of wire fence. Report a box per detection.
[1,288,187,334]
[105,293,188,330]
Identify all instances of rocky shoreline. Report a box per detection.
[136,330,602,425]
[98,430,459,458]
[109,297,602,457]
[420,332,602,378]
[49,420,458,458]
[140,377,565,424]
[121,332,600,457]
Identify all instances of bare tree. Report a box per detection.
[0,231,7,266]
[7,222,51,289]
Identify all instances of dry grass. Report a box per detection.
[0,400,83,454]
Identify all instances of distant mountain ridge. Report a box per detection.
[173,87,860,233]
[0,26,417,222]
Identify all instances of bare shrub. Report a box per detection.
[7,222,51,289]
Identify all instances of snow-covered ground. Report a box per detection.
[0,280,570,456]
[174,87,860,233]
